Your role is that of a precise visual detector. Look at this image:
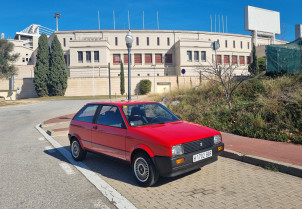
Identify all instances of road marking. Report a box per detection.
[36,124,137,209]
[59,162,75,175]
[45,146,56,153]
[38,137,45,141]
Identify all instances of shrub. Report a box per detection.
[258,56,266,72]
[139,79,152,95]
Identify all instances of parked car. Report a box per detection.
[68,101,224,187]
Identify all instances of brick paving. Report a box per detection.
[42,115,302,209]
[84,154,302,209]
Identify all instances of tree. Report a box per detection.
[48,35,67,96]
[0,39,19,79]
[196,63,249,109]
[248,44,259,75]
[34,34,50,97]
[258,56,266,72]
[120,61,125,95]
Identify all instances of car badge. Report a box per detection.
[200,142,203,147]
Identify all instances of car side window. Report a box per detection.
[96,105,124,128]
[73,104,98,123]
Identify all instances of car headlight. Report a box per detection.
[172,144,184,157]
[214,135,222,144]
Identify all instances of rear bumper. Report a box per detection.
[152,143,224,177]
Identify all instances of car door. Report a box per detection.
[70,104,99,149]
[91,105,127,160]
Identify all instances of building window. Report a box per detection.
[232,55,237,64]
[239,56,244,64]
[246,56,251,64]
[63,38,66,47]
[70,38,72,40]
[22,58,25,62]
[113,54,121,64]
[86,51,91,63]
[137,74,140,76]
[187,51,192,61]
[240,41,243,49]
[167,37,170,46]
[26,58,29,62]
[145,54,152,64]
[217,55,222,64]
[201,51,206,61]
[78,51,83,63]
[157,37,160,46]
[147,73,150,76]
[233,41,236,48]
[134,54,142,64]
[147,37,149,46]
[155,54,162,63]
[194,51,199,61]
[248,42,250,49]
[165,54,172,64]
[115,37,118,46]
[124,54,129,63]
[136,37,139,46]
[225,40,228,48]
[157,73,159,76]
[94,51,99,62]
[224,55,230,64]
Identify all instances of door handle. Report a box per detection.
[92,126,98,130]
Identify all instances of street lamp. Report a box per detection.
[125,31,133,100]
[54,13,61,31]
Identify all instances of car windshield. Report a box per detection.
[121,103,180,127]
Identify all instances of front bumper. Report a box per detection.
[152,143,224,177]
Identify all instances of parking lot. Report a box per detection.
[52,134,302,209]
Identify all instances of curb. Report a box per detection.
[221,149,302,178]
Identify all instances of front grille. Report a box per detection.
[183,136,214,154]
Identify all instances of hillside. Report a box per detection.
[148,73,302,144]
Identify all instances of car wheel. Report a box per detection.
[132,152,159,187]
[70,138,87,161]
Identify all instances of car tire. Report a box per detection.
[132,152,159,187]
[70,138,87,161]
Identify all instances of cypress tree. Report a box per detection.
[248,44,259,75]
[34,34,49,97]
[49,35,67,96]
[120,61,125,95]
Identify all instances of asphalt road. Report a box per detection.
[0,100,116,209]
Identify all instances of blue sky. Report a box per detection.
[1,0,300,41]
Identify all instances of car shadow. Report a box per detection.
[44,146,201,188]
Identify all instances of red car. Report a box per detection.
[68,101,224,187]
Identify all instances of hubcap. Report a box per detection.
[71,141,80,158]
[134,157,149,182]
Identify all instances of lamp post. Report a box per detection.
[54,13,61,31]
[125,31,133,100]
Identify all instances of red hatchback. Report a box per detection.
[68,101,224,187]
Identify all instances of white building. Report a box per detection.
[2,25,287,98]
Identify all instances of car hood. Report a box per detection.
[134,121,220,146]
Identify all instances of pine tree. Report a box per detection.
[0,39,19,79]
[120,62,125,95]
[49,35,67,96]
[33,34,49,97]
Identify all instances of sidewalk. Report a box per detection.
[42,114,302,178]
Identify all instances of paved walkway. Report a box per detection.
[43,114,302,177]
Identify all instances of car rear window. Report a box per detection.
[73,104,98,123]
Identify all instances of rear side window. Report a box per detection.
[73,105,98,123]
[96,105,124,128]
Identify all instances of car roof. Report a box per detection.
[86,100,158,106]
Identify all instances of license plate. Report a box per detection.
[193,150,212,162]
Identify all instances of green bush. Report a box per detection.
[258,56,266,72]
[139,79,152,95]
